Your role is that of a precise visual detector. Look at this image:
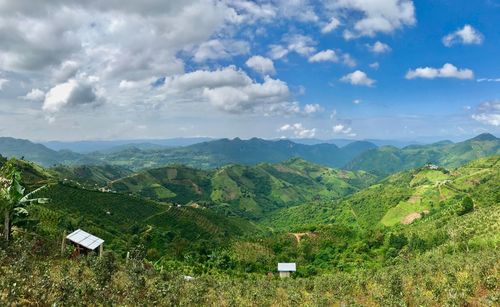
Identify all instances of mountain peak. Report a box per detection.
[469,133,498,142]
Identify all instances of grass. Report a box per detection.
[381,200,430,226]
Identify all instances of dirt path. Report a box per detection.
[290,232,315,243]
[438,184,445,200]
[143,205,172,222]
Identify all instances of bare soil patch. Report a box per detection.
[401,212,422,225]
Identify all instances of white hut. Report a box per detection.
[277,262,296,278]
[66,229,104,258]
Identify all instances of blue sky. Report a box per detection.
[0,0,498,141]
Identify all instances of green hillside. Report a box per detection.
[50,164,133,188]
[0,156,259,259]
[1,154,499,306]
[267,155,499,231]
[346,133,500,176]
[109,158,377,219]
[32,183,260,256]
[0,137,94,167]
[90,138,377,170]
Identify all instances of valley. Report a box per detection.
[0,134,499,305]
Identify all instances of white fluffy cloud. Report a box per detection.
[472,101,500,126]
[0,78,8,90]
[308,49,355,66]
[324,0,416,38]
[285,34,317,56]
[43,78,102,112]
[273,0,319,23]
[332,124,356,136]
[161,66,303,115]
[340,70,375,86]
[269,34,316,60]
[443,25,484,47]
[23,88,45,101]
[341,54,357,67]
[303,103,323,114]
[0,1,242,75]
[278,123,316,138]
[165,66,251,92]
[321,17,341,33]
[369,62,380,69]
[308,50,338,63]
[406,63,474,80]
[367,41,391,53]
[245,55,276,75]
[192,39,250,62]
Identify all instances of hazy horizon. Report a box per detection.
[2,131,497,145]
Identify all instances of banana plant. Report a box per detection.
[0,161,49,242]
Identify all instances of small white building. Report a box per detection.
[277,262,296,278]
[66,229,104,258]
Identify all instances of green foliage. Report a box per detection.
[88,138,378,170]
[458,196,474,216]
[109,158,376,219]
[0,152,498,306]
[0,160,49,241]
[347,133,500,176]
[0,234,499,306]
[0,137,92,167]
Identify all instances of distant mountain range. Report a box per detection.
[41,137,215,153]
[0,137,92,166]
[88,138,378,170]
[1,134,498,174]
[41,137,426,153]
[346,133,500,176]
[290,138,422,148]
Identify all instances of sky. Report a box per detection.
[0,0,499,142]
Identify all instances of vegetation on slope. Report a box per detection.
[89,137,377,170]
[109,158,377,219]
[0,137,94,167]
[1,237,498,306]
[346,133,500,176]
[0,153,498,306]
[264,155,499,231]
[50,164,132,188]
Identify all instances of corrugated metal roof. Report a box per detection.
[277,263,296,272]
[66,229,104,250]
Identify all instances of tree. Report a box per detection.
[457,196,474,216]
[0,160,49,242]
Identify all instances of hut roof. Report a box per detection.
[277,263,296,272]
[66,229,104,250]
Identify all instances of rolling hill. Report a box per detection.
[50,164,133,187]
[2,134,498,174]
[108,158,377,219]
[264,155,499,230]
[90,137,378,170]
[41,137,214,153]
[346,133,500,176]
[1,156,260,257]
[0,137,95,167]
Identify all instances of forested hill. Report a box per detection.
[264,155,499,231]
[1,153,499,305]
[104,158,376,219]
[89,138,378,170]
[1,134,499,173]
[345,133,500,176]
[0,137,94,166]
